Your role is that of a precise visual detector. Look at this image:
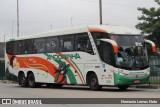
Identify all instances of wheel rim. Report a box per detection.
[21,74,26,85]
[91,78,97,87]
[29,76,34,86]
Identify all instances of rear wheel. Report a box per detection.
[19,73,27,87]
[118,85,129,91]
[28,73,37,88]
[89,73,102,91]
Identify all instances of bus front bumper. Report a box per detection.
[114,73,149,86]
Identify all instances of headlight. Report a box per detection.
[118,72,125,76]
[145,71,150,75]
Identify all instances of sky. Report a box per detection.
[0,0,159,42]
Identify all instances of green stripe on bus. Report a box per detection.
[70,59,85,83]
[44,53,77,84]
[55,59,77,84]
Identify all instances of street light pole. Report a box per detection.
[12,20,14,38]
[50,25,53,30]
[17,0,19,37]
[71,17,73,27]
[99,0,102,25]
[3,35,6,42]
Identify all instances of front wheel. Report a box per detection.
[28,73,37,88]
[89,73,102,91]
[118,85,129,91]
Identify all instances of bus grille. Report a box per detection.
[124,74,146,78]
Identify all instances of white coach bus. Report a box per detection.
[5,25,156,90]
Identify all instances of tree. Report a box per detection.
[136,0,160,48]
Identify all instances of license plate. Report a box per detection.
[134,80,140,84]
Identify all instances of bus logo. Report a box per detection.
[2,99,11,104]
[46,53,81,60]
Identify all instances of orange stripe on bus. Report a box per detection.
[7,54,65,83]
[89,28,107,33]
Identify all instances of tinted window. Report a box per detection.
[24,39,34,54]
[92,32,110,45]
[19,40,25,54]
[34,38,45,53]
[75,33,93,54]
[46,37,59,53]
[13,41,19,54]
[98,41,115,65]
[6,42,14,54]
[60,35,74,52]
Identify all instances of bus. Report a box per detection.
[5,25,156,90]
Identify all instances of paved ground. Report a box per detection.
[0,82,160,107]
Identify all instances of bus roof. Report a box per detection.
[88,25,140,34]
[8,25,140,41]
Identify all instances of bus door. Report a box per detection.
[98,40,118,85]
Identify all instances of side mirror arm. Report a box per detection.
[100,39,118,54]
[144,39,156,52]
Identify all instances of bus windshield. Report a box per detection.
[113,34,149,70]
[92,32,149,70]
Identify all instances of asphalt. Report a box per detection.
[1,80,160,89]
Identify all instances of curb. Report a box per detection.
[131,85,160,89]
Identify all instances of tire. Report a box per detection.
[89,73,102,91]
[28,73,37,88]
[118,85,129,91]
[19,73,28,87]
[6,68,10,80]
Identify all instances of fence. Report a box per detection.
[149,55,160,84]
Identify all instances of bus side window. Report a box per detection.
[19,40,25,54]
[75,33,94,54]
[60,35,74,52]
[24,39,34,54]
[34,38,45,53]
[13,41,19,55]
[6,42,14,54]
[45,36,59,53]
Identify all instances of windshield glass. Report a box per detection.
[91,32,149,70]
[112,34,149,70]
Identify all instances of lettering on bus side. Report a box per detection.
[46,53,81,60]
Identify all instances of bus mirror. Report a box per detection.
[113,44,118,54]
[100,39,118,54]
[144,39,156,53]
